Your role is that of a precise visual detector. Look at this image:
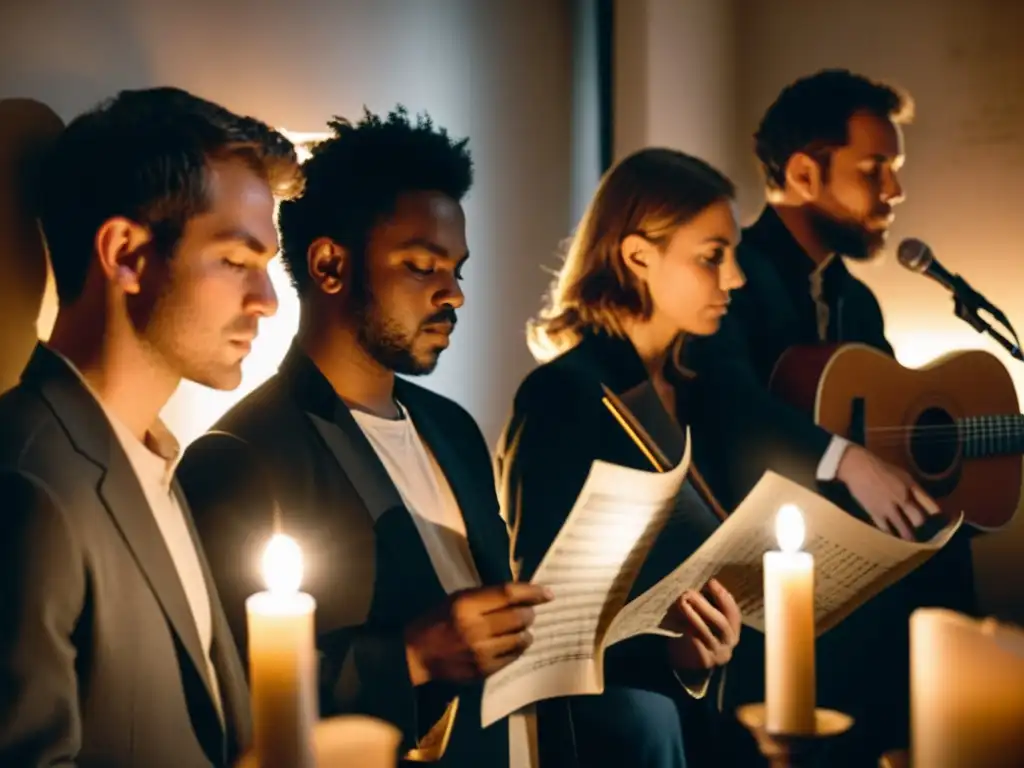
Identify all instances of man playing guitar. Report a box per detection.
[687,69,976,767]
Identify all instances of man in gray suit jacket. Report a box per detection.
[0,87,302,767]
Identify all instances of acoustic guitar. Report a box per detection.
[769,343,1023,531]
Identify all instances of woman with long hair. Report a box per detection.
[496,147,746,767]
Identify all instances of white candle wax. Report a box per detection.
[246,533,318,768]
[764,504,816,734]
[911,608,1024,767]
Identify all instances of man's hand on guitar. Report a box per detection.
[836,444,941,541]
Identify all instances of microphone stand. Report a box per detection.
[949,274,1024,362]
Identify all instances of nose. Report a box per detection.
[883,167,905,207]
[721,253,746,292]
[434,271,465,310]
[246,268,279,318]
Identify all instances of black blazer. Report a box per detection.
[177,347,514,768]
[495,329,727,764]
[686,206,893,512]
[0,346,250,767]
[687,208,976,765]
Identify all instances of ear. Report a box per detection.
[784,152,824,202]
[620,233,657,283]
[94,217,153,295]
[307,237,347,295]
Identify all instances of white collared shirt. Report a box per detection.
[807,257,852,479]
[49,348,223,721]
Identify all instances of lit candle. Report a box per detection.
[764,504,816,734]
[247,533,318,768]
[911,608,1024,767]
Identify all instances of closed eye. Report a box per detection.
[406,263,434,276]
[702,247,726,266]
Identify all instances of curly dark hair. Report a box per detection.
[36,86,304,306]
[754,68,914,191]
[277,106,474,295]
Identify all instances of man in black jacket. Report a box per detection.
[688,69,976,765]
[177,108,550,767]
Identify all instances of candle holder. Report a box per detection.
[736,703,854,768]
[878,749,909,768]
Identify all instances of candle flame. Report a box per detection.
[775,504,805,553]
[261,533,304,594]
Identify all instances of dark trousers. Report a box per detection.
[568,687,688,768]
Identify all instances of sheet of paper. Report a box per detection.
[606,471,963,645]
[480,437,691,727]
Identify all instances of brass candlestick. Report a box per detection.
[878,749,910,768]
[737,704,854,768]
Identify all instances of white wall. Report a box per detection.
[617,0,1024,620]
[0,0,573,446]
[614,0,739,176]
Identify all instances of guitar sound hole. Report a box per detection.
[909,407,959,476]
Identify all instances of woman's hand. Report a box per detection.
[666,578,742,672]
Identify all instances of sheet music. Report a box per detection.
[606,471,964,645]
[480,437,691,727]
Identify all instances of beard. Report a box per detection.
[350,270,456,376]
[808,207,888,262]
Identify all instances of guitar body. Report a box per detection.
[770,343,1022,531]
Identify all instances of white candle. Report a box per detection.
[764,504,816,734]
[247,533,318,768]
[911,608,1024,767]
[237,716,403,768]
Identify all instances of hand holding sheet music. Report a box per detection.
[613,471,963,641]
[482,466,962,726]
[480,435,692,727]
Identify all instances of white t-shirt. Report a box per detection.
[351,402,537,768]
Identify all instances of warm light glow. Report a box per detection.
[890,328,1024,404]
[775,504,805,553]
[158,129,332,448]
[278,128,332,163]
[262,533,304,594]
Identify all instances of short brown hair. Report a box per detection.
[755,69,914,192]
[37,86,304,305]
[528,147,735,362]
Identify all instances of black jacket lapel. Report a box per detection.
[279,350,449,614]
[305,410,406,526]
[400,392,511,587]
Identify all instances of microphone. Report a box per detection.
[897,238,1023,361]
[896,238,959,294]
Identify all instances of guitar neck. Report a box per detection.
[960,415,1024,459]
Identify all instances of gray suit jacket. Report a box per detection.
[0,346,251,767]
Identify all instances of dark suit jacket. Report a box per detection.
[686,207,976,765]
[685,207,892,513]
[0,346,250,767]
[495,328,727,766]
[177,347,513,768]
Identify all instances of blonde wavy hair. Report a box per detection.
[527,147,735,362]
